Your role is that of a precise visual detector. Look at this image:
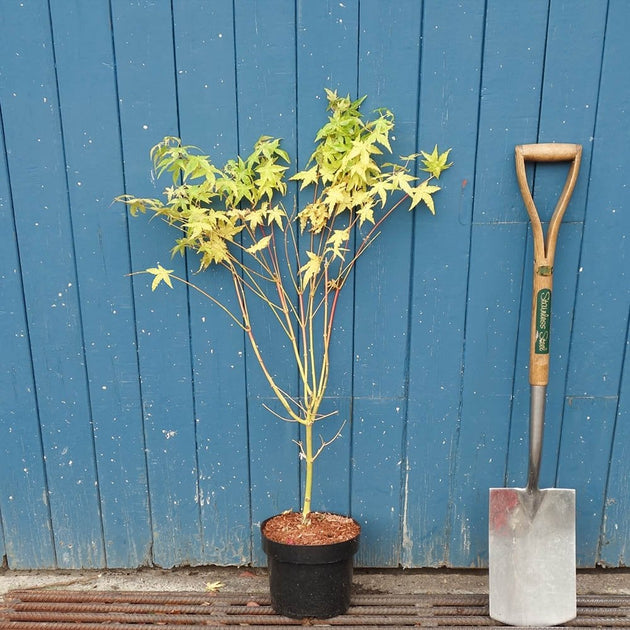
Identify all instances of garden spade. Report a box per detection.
[489,143,582,627]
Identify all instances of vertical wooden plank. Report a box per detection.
[0,111,56,569]
[350,0,423,567]
[173,1,251,565]
[455,223,528,566]
[559,0,630,566]
[48,0,152,569]
[0,0,105,568]
[233,0,299,565]
[112,0,201,568]
[534,1,606,221]
[294,0,359,525]
[404,0,485,567]
[451,1,549,566]
[560,396,618,565]
[601,326,630,565]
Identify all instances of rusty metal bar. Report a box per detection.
[4,591,265,605]
[4,591,490,607]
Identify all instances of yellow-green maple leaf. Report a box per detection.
[200,242,227,267]
[325,228,350,260]
[255,159,288,199]
[420,146,453,179]
[246,234,272,255]
[357,203,375,226]
[408,181,442,213]
[205,581,224,592]
[299,251,322,288]
[290,165,319,190]
[146,264,174,291]
[266,205,286,229]
[246,208,266,230]
[323,184,352,213]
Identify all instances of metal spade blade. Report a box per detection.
[489,487,576,626]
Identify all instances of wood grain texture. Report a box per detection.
[232,0,300,567]
[0,109,56,569]
[49,0,152,570]
[0,0,104,569]
[559,0,630,567]
[173,0,251,568]
[404,0,484,568]
[351,0,423,568]
[295,1,358,524]
[112,0,201,568]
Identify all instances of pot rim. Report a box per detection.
[261,513,360,564]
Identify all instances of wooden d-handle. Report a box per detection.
[516,143,582,163]
[515,143,582,386]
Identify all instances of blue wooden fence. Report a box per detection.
[0,0,628,569]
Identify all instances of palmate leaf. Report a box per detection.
[290,165,319,190]
[325,228,350,260]
[199,236,231,267]
[298,201,328,233]
[323,183,352,213]
[255,159,288,200]
[408,180,442,213]
[266,205,286,228]
[299,251,322,288]
[420,145,453,179]
[245,208,266,230]
[146,264,174,291]
[356,203,375,226]
[391,170,418,196]
[246,234,272,255]
[114,195,162,217]
[371,179,390,208]
[368,113,394,152]
[205,581,224,593]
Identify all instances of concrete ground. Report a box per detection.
[1,566,629,597]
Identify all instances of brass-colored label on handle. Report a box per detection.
[535,289,552,354]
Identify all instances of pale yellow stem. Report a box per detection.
[301,414,316,522]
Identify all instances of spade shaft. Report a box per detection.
[527,384,545,492]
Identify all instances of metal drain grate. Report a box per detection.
[2,589,630,629]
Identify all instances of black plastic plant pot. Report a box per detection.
[261,516,360,619]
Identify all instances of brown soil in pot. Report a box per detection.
[262,511,360,546]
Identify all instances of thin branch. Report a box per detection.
[313,419,346,461]
[228,261,295,340]
[231,271,303,424]
[292,439,307,460]
[262,403,301,424]
[128,271,246,330]
[312,408,340,423]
